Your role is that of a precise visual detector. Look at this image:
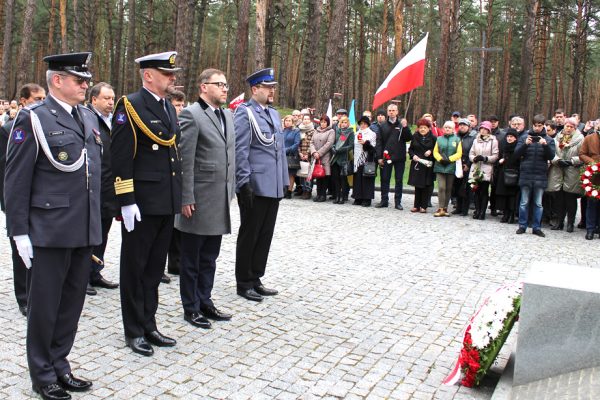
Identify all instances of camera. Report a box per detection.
[531,136,541,142]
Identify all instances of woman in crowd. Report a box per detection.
[495,129,520,223]
[433,121,462,217]
[298,114,316,199]
[408,118,436,212]
[352,116,377,207]
[546,117,584,232]
[468,121,499,220]
[309,115,335,202]
[330,116,354,204]
[453,118,476,216]
[283,115,301,199]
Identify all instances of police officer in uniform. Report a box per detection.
[111,52,182,356]
[234,68,288,302]
[5,52,101,400]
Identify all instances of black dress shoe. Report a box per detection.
[395,204,404,210]
[184,312,212,328]
[33,383,71,400]
[19,305,27,316]
[125,336,154,356]
[578,221,586,229]
[375,202,388,208]
[200,305,232,321]
[551,223,564,231]
[586,231,595,240]
[566,223,574,233]
[237,287,263,302]
[255,284,278,296]
[491,210,498,217]
[160,274,171,284]
[90,276,119,289]
[57,373,92,392]
[145,330,176,347]
[532,229,546,237]
[86,284,97,296]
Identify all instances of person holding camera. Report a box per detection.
[546,118,584,232]
[514,114,556,237]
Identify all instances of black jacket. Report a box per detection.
[0,120,13,212]
[514,128,555,188]
[111,88,182,215]
[376,118,412,161]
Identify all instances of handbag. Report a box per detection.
[341,160,354,176]
[455,158,463,178]
[503,168,519,186]
[363,161,376,177]
[297,160,310,177]
[311,160,326,179]
[286,153,300,169]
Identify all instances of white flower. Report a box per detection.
[585,171,592,177]
[586,186,592,192]
[592,165,599,172]
[583,179,590,184]
[593,190,599,197]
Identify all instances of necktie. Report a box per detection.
[160,99,171,123]
[214,108,225,132]
[71,107,84,132]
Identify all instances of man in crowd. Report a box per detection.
[86,82,119,296]
[111,51,182,356]
[375,103,411,210]
[175,68,235,328]
[467,114,479,134]
[0,83,46,316]
[514,114,556,237]
[234,68,288,302]
[553,108,566,134]
[451,111,460,132]
[5,52,100,400]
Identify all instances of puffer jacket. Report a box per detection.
[468,134,499,182]
[514,129,556,188]
[433,134,462,174]
[547,130,584,194]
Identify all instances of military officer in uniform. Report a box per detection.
[234,68,288,302]
[5,52,101,400]
[111,51,182,356]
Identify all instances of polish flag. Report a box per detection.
[229,93,245,110]
[373,33,428,110]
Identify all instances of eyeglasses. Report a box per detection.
[205,82,229,90]
[58,74,90,85]
[258,85,277,91]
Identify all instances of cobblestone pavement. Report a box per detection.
[1,193,598,399]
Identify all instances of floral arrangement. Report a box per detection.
[443,282,522,387]
[468,166,484,192]
[581,162,600,199]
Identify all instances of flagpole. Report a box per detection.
[404,90,414,119]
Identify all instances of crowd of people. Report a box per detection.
[281,106,600,239]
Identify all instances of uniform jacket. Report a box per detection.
[86,104,118,218]
[514,129,556,188]
[174,99,235,236]
[4,96,102,247]
[0,120,13,211]
[547,130,584,194]
[376,118,412,161]
[111,88,182,215]
[469,134,499,182]
[433,134,462,174]
[234,98,288,198]
[309,126,335,175]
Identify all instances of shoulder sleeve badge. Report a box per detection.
[116,112,127,125]
[11,128,26,144]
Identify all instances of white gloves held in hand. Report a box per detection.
[121,204,141,232]
[13,235,33,269]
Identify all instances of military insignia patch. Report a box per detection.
[169,54,176,66]
[12,128,25,144]
[116,112,127,125]
[58,151,68,161]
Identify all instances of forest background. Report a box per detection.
[0,0,599,124]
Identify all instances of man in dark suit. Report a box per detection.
[85,82,119,296]
[375,103,412,210]
[111,51,182,356]
[5,52,101,400]
[175,68,235,328]
[234,68,288,302]
[0,83,45,317]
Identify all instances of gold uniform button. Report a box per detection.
[158,132,163,136]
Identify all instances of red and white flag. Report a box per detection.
[229,93,245,110]
[372,33,428,110]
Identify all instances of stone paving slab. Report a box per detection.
[0,193,597,399]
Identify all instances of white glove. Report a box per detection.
[121,204,141,232]
[13,235,33,269]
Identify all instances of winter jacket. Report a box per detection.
[331,126,354,166]
[514,129,556,188]
[547,130,584,194]
[408,131,436,188]
[309,126,335,175]
[468,134,499,182]
[376,118,412,161]
[579,131,600,164]
[283,127,301,155]
[433,134,462,174]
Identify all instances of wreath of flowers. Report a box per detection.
[443,282,522,388]
[581,162,600,199]
[468,166,484,192]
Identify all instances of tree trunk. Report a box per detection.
[533,7,548,113]
[380,0,388,83]
[498,5,514,123]
[59,0,67,53]
[299,0,322,109]
[175,0,196,97]
[188,0,209,101]
[113,0,125,95]
[230,0,251,100]
[255,0,267,69]
[16,0,37,91]
[393,0,404,61]
[517,0,540,122]
[570,0,589,115]
[125,0,136,93]
[0,0,15,99]
[72,0,80,51]
[317,0,347,113]
[275,0,289,106]
[357,8,365,112]
[47,0,57,54]
[482,0,494,117]
[432,0,452,121]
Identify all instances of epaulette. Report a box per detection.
[79,106,94,116]
[25,102,43,111]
